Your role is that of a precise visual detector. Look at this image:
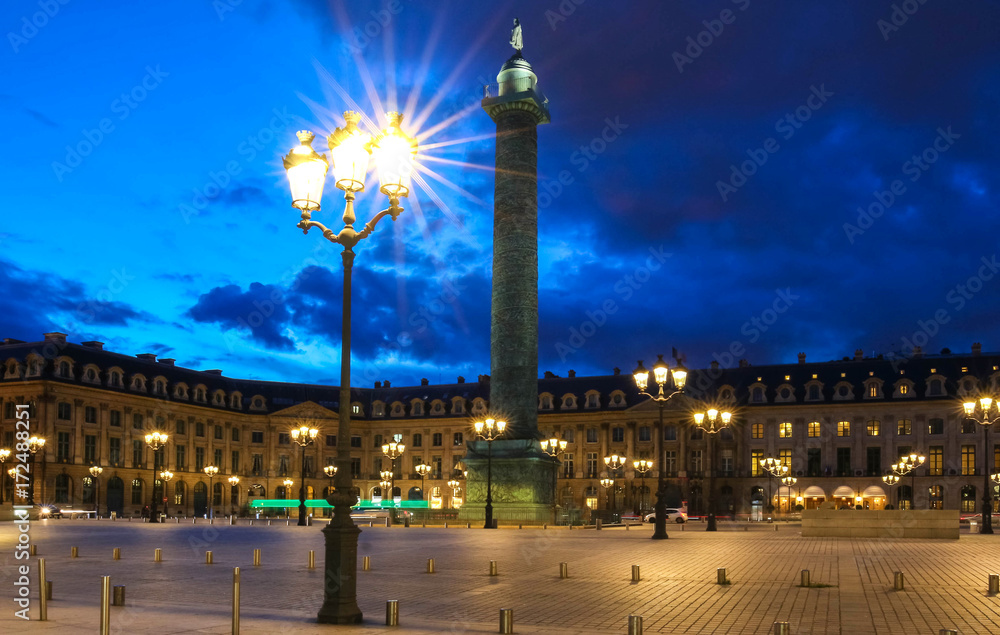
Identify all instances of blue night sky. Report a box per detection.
[2,1,999,386]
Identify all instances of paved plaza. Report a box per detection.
[2,520,1000,634]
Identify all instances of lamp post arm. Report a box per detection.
[298,201,404,251]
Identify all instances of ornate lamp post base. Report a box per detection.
[317,522,364,623]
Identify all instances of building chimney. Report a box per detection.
[973,342,982,355]
[136,353,157,362]
[913,346,923,358]
[2,338,26,345]
[81,341,104,350]
[711,361,719,371]
[477,374,490,383]
[457,376,465,384]
[421,378,429,386]
[158,358,175,366]
[43,332,68,345]
[374,381,382,388]
[738,359,749,368]
[613,367,620,376]
[568,370,576,378]
[854,348,863,361]
[203,369,223,375]
[798,352,806,364]
[384,380,391,388]
[544,371,556,378]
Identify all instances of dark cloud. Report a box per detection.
[187,283,296,350]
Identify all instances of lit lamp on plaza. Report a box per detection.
[228,475,240,516]
[282,478,294,517]
[890,453,925,511]
[603,454,627,517]
[692,408,733,531]
[759,456,788,515]
[472,418,507,529]
[600,477,614,511]
[963,396,1000,534]
[379,470,394,506]
[323,465,337,501]
[159,470,173,516]
[381,440,406,511]
[88,465,103,516]
[25,436,46,505]
[203,465,219,520]
[781,475,798,512]
[882,474,900,509]
[632,459,653,516]
[290,425,320,526]
[284,109,417,624]
[633,353,687,539]
[0,448,10,505]
[541,437,567,522]
[447,479,461,507]
[8,467,17,503]
[414,463,431,506]
[143,432,167,522]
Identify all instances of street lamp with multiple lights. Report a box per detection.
[472,418,507,529]
[447,479,461,507]
[25,436,45,505]
[599,477,614,512]
[0,448,10,505]
[541,437,567,521]
[963,396,1000,534]
[891,453,925,510]
[323,465,337,509]
[603,454,627,516]
[759,457,788,515]
[381,440,406,511]
[633,354,688,539]
[283,108,417,624]
[692,408,732,531]
[882,473,900,509]
[781,475,798,511]
[414,463,431,505]
[632,459,653,515]
[290,425,319,526]
[143,432,167,522]
[203,466,219,519]
[228,475,240,516]
[88,465,103,515]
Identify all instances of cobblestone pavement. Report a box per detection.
[1,519,999,633]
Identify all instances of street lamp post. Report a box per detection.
[890,453,925,510]
[228,475,240,517]
[203,466,219,520]
[282,478,294,518]
[472,418,507,529]
[160,470,173,517]
[323,465,337,513]
[632,459,653,515]
[882,474,900,509]
[759,457,788,516]
[0,448,10,505]
[381,440,406,512]
[143,432,168,523]
[599,477,614,513]
[447,479,461,507]
[964,397,1000,534]
[692,408,733,531]
[283,109,417,624]
[7,468,16,504]
[291,425,320,526]
[89,465,103,516]
[26,436,45,505]
[415,463,431,506]
[541,437,567,522]
[781,475,798,512]
[603,454,626,518]
[633,354,688,539]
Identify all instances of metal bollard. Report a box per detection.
[596,518,602,530]
[772,622,790,635]
[38,559,47,620]
[155,548,162,562]
[467,522,471,529]
[386,599,399,626]
[444,522,448,528]
[490,560,498,576]
[744,525,749,531]
[308,550,315,570]
[253,548,261,567]
[518,524,522,529]
[774,524,778,532]
[100,576,111,635]
[71,546,78,558]
[427,558,435,574]
[175,516,179,524]
[499,608,514,634]
[627,614,643,635]
[268,520,272,526]
[113,547,120,560]
[543,524,547,529]
[626,523,629,531]
[938,630,958,635]
[681,523,684,531]
[385,517,390,528]
[112,585,125,607]
[230,515,235,526]
[717,568,727,584]
[206,551,214,564]
[632,565,641,582]
[801,569,810,586]
[894,571,904,591]
[233,567,240,634]
[363,555,371,571]
[29,544,36,556]
[560,562,568,579]
[990,574,999,596]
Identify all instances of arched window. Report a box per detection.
[752,387,764,403]
[808,385,820,400]
[928,485,943,510]
[929,379,943,396]
[82,476,95,504]
[174,481,186,505]
[961,485,976,512]
[55,474,71,504]
[276,485,288,499]
[59,361,70,377]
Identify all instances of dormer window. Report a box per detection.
[586,393,599,408]
[751,387,764,403]
[472,398,487,414]
[562,395,577,409]
[195,388,207,402]
[131,376,145,391]
[611,392,625,407]
[929,379,943,396]
[213,391,224,405]
[84,368,97,382]
[154,379,166,395]
[807,385,820,400]
[539,394,553,410]
[59,361,70,377]
[251,397,264,409]
[230,393,241,409]
[392,403,404,416]
[373,401,385,417]
[451,399,464,415]
[109,371,122,387]
[175,384,188,400]
[412,401,424,416]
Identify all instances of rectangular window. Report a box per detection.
[251,430,264,444]
[196,423,206,437]
[929,446,943,476]
[431,456,442,478]
[750,450,763,477]
[411,433,421,447]
[84,435,96,464]
[215,426,223,440]
[232,427,240,442]
[131,480,143,505]
[196,447,205,471]
[278,455,289,476]
[928,418,944,435]
[231,451,240,473]
[664,425,677,441]
[57,431,71,461]
[586,452,598,478]
[133,413,143,429]
[373,434,383,448]
[176,446,186,471]
[897,419,912,435]
[961,419,977,434]
[322,434,335,447]
[779,422,792,438]
[720,449,734,476]
[432,433,442,447]
[57,402,71,420]
[751,423,763,439]
[85,406,97,423]
[689,449,702,474]
[176,420,186,435]
[869,384,878,398]
[350,457,361,479]
[962,445,976,475]
[252,454,263,476]
[638,426,651,442]
[837,421,851,437]
[995,444,1000,472]
[278,432,290,445]
[586,428,598,443]
[110,410,121,427]
[109,438,121,467]
[214,448,223,468]
[807,448,821,477]
[866,447,881,476]
[373,456,383,475]
[132,440,143,468]
[778,448,792,470]
[563,453,574,477]
[611,427,624,442]
[836,448,851,477]
[867,420,880,436]
[351,435,362,448]
[808,421,820,437]
[453,432,464,446]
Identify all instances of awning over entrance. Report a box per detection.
[832,486,854,497]
[862,485,885,497]
[803,486,826,497]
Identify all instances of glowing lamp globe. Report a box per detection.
[283,130,329,211]
[328,111,371,193]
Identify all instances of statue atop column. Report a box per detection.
[509,18,523,53]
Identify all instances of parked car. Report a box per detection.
[36,504,62,519]
[644,508,687,523]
